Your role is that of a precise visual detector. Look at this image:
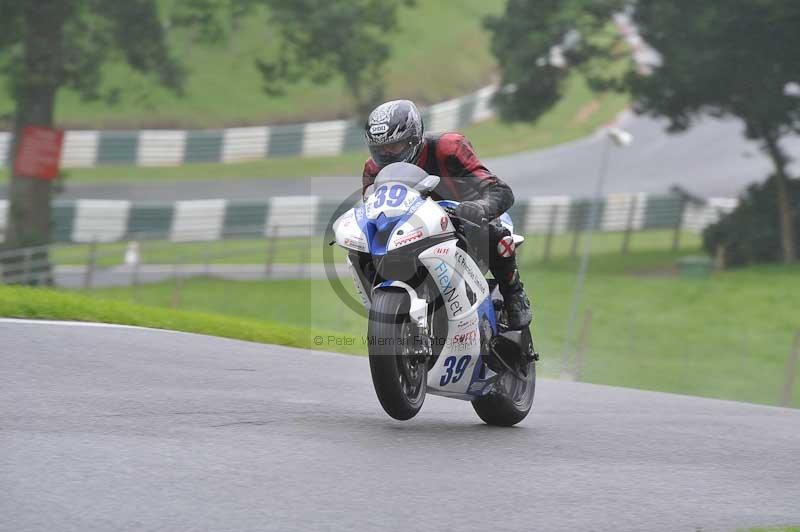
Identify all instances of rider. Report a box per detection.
[362,99,532,330]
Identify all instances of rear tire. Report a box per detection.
[471,362,535,426]
[472,326,536,427]
[368,290,427,420]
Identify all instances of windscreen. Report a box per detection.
[373,162,429,188]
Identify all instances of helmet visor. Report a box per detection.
[369,139,417,167]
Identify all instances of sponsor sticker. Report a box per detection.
[369,123,389,135]
[456,315,479,330]
[344,237,366,251]
[450,331,478,351]
[440,216,449,231]
[393,228,423,247]
[454,250,486,294]
[434,260,464,316]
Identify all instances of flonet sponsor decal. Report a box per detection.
[434,260,464,316]
[393,228,423,246]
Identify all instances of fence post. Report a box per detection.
[131,242,141,300]
[621,195,638,255]
[780,332,800,407]
[298,232,310,277]
[574,310,593,380]
[22,247,32,285]
[672,198,686,252]
[570,223,581,259]
[131,257,140,301]
[204,249,211,277]
[83,240,98,290]
[171,262,183,309]
[542,205,559,262]
[265,225,279,277]
[714,244,726,272]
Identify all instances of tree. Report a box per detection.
[1,0,407,284]
[703,175,800,267]
[256,0,412,116]
[109,0,411,116]
[629,0,800,263]
[0,0,185,283]
[487,0,800,262]
[485,0,626,122]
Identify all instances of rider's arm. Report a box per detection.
[362,158,380,196]
[438,133,514,220]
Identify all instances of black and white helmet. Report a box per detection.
[364,100,424,167]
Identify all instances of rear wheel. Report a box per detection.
[472,325,536,427]
[367,290,428,420]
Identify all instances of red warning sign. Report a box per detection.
[13,126,64,180]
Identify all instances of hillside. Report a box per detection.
[0,0,506,130]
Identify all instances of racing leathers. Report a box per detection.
[361,132,532,329]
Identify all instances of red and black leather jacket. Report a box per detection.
[362,132,514,220]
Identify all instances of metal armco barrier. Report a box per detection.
[0,86,497,168]
[0,194,736,245]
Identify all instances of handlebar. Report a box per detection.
[442,205,488,228]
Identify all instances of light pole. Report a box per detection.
[560,127,633,380]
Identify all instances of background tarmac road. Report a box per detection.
[2,320,799,532]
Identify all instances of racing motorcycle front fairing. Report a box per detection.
[332,179,500,399]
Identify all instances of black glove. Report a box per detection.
[455,200,488,224]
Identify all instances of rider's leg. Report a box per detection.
[487,221,532,330]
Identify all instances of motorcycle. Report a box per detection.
[332,162,537,426]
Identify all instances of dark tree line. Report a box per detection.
[0,0,407,282]
[488,0,800,263]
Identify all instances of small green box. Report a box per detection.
[676,255,713,278]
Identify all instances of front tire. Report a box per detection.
[368,290,427,420]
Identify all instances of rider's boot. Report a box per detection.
[494,259,532,331]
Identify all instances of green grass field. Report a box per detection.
[0,284,361,355]
[51,229,690,269]
[51,237,349,268]
[746,526,800,532]
[0,0,506,130]
[80,245,800,408]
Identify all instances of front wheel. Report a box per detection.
[367,290,428,420]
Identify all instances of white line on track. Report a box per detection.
[0,318,180,333]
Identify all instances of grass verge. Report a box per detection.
[0,284,361,355]
[50,229,691,269]
[84,246,800,408]
[746,526,800,532]
[13,233,796,408]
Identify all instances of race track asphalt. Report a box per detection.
[2,320,799,532]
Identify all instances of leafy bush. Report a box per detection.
[703,175,800,267]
